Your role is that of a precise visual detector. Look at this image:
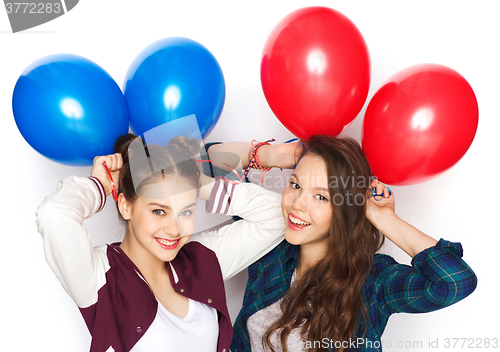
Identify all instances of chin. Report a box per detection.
[156,248,182,262]
[284,230,304,246]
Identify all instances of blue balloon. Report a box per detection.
[123,37,225,139]
[13,54,130,166]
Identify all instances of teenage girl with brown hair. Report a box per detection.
[208,135,477,352]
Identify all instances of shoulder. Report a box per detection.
[247,240,296,282]
[371,253,399,275]
[180,241,218,259]
[174,242,222,276]
[249,240,294,268]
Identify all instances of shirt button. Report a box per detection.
[207,299,213,304]
[180,288,185,293]
[222,349,226,352]
[136,327,143,334]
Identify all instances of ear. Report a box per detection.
[118,193,132,220]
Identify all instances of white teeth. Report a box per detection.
[156,238,178,246]
[289,214,310,226]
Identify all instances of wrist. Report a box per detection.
[371,212,400,233]
[88,176,107,212]
[90,174,111,196]
[256,145,273,168]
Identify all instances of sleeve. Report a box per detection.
[35,175,111,308]
[192,178,285,280]
[375,238,477,317]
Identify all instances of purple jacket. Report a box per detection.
[80,241,232,352]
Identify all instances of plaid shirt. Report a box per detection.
[231,238,477,352]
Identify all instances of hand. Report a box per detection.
[90,153,123,196]
[259,141,303,169]
[365,178,396,229]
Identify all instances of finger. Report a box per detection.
[380,183,391,198]
[367,192,377,203]
[376,183,386,197]
[110,153,119,171]
[387,186,393,198]
[94,154,120,173]
[116,153,123,171]
[105,153,122,171]
[366,186,376,199]
[93,155,111,169]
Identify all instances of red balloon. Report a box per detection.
[261,7,370,140]
[362,64,478,185]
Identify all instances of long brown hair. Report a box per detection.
[264,135,384,352]
[113,133,201,221]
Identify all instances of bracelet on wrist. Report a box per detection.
[243,138,275,182]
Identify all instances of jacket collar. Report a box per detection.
[108,241,232,352]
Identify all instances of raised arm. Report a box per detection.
[366,177,437,257]
[199,139,304,204]
[36,175,110,308]
[207,140,302,171]
[35,154,122,308]
[365,179,476,316]
[194,177,286,281]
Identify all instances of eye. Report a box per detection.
[180,210,193,217]
[290,181,300,190]
[153,209,165,216]
[314,194,328,201]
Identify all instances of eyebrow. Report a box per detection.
[147,202,197,211]
[290,173,329,192]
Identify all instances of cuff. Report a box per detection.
[88,176,106,213]
[206,177,237,215]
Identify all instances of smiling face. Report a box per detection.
[281,153,333,251]
[119,177,198,264]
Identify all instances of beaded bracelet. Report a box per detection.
[243,138,276,182]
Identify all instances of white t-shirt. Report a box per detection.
[130,298,219,352]
[247,270,306,352]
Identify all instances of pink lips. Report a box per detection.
[287,213,311,231]
[154,237,180,250]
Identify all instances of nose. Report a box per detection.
[162,217,182,238]
[291,189,308,213]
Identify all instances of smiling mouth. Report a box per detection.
[154,237,180,249]
[288,214,311,227]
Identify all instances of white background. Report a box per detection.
[1,1,498,351]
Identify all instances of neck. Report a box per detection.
[297,241,327,277]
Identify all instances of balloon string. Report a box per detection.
[369,176,392,200]
[102,161,118,201]
[195,159,242,185]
